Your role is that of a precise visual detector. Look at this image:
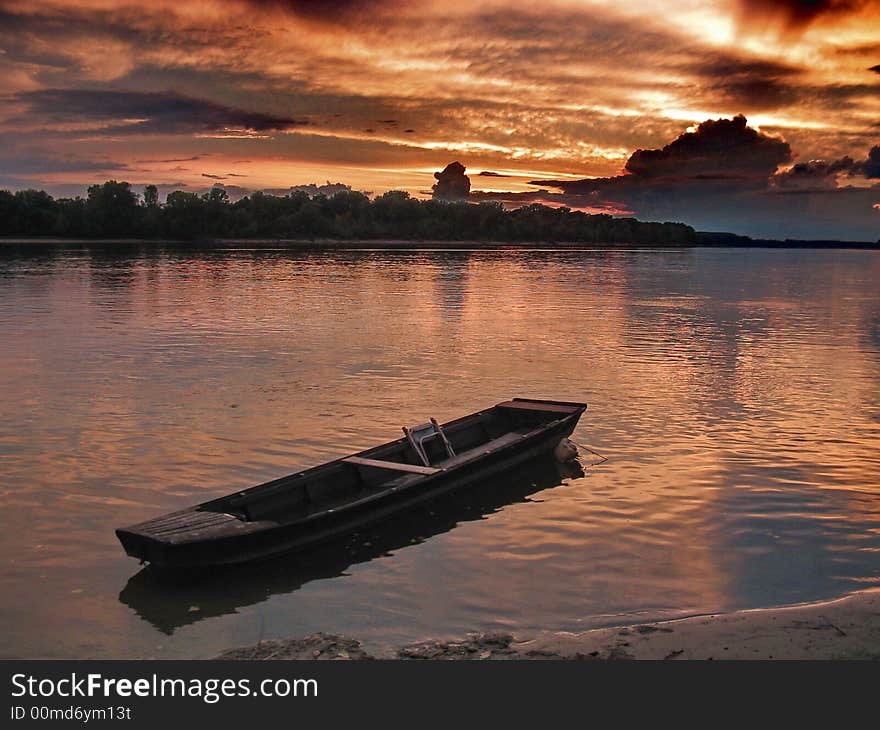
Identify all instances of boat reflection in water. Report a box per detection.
[119,456,584,634]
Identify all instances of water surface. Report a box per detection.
[1,244,878,658]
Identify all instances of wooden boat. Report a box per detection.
[116,398,587,569]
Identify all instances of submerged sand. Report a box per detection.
[218,588,880,660]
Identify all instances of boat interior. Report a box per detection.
[198,399,581,523]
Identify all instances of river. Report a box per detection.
[1,244,878,658]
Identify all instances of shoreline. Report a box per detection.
[218,588,880,660]
[1,238,878,250]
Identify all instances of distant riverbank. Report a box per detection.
[219,588,880,660]
[2,237,878,249]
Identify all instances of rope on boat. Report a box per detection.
[570,439,608,465]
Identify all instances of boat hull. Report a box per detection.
[117,400,585,569]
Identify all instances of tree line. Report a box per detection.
[0,180,697,243]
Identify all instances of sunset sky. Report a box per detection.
[1,0,878,238]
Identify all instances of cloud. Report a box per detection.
[736,0,870,32]
[201,173,226,179]
[530,115,794,196]
[772,145,880,189]
[432,161,471,200]
[478,171,510,177]
[853,145,880,178]
[771,158,855,190]
[692,57,803,111]
[136,156,203,164]
[622,115,792,180]
[240,0,399,23]
[11,89,309,136]
[0,147,132,175]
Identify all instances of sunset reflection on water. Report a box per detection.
[0,245,878,658]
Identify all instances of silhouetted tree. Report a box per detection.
[163,190,205,239]
[86,181,138,237]
[143,184,159,208]
[1,190,57,235]
[54,197,88,238]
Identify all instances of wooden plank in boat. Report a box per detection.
[343,456,441,475]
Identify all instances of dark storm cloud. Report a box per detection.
[853,145,880,177]
[737,0,869,30]
[510,116,880,240]
[871,64,880,73]
[695,57,803,110]
[698,57,802,79]
[622,115,792,180]
[713,78,800,111]
[241,0,397,22]
[772,157,856,189]
[772,145,880,189]
[432,162,471,200]
[12,89,309,136]
[514,116,794,198]
[694,58,803,110]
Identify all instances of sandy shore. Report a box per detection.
[218,588,880,660]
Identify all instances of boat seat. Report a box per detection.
[342,456,440,475]
[403,418,456,466]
